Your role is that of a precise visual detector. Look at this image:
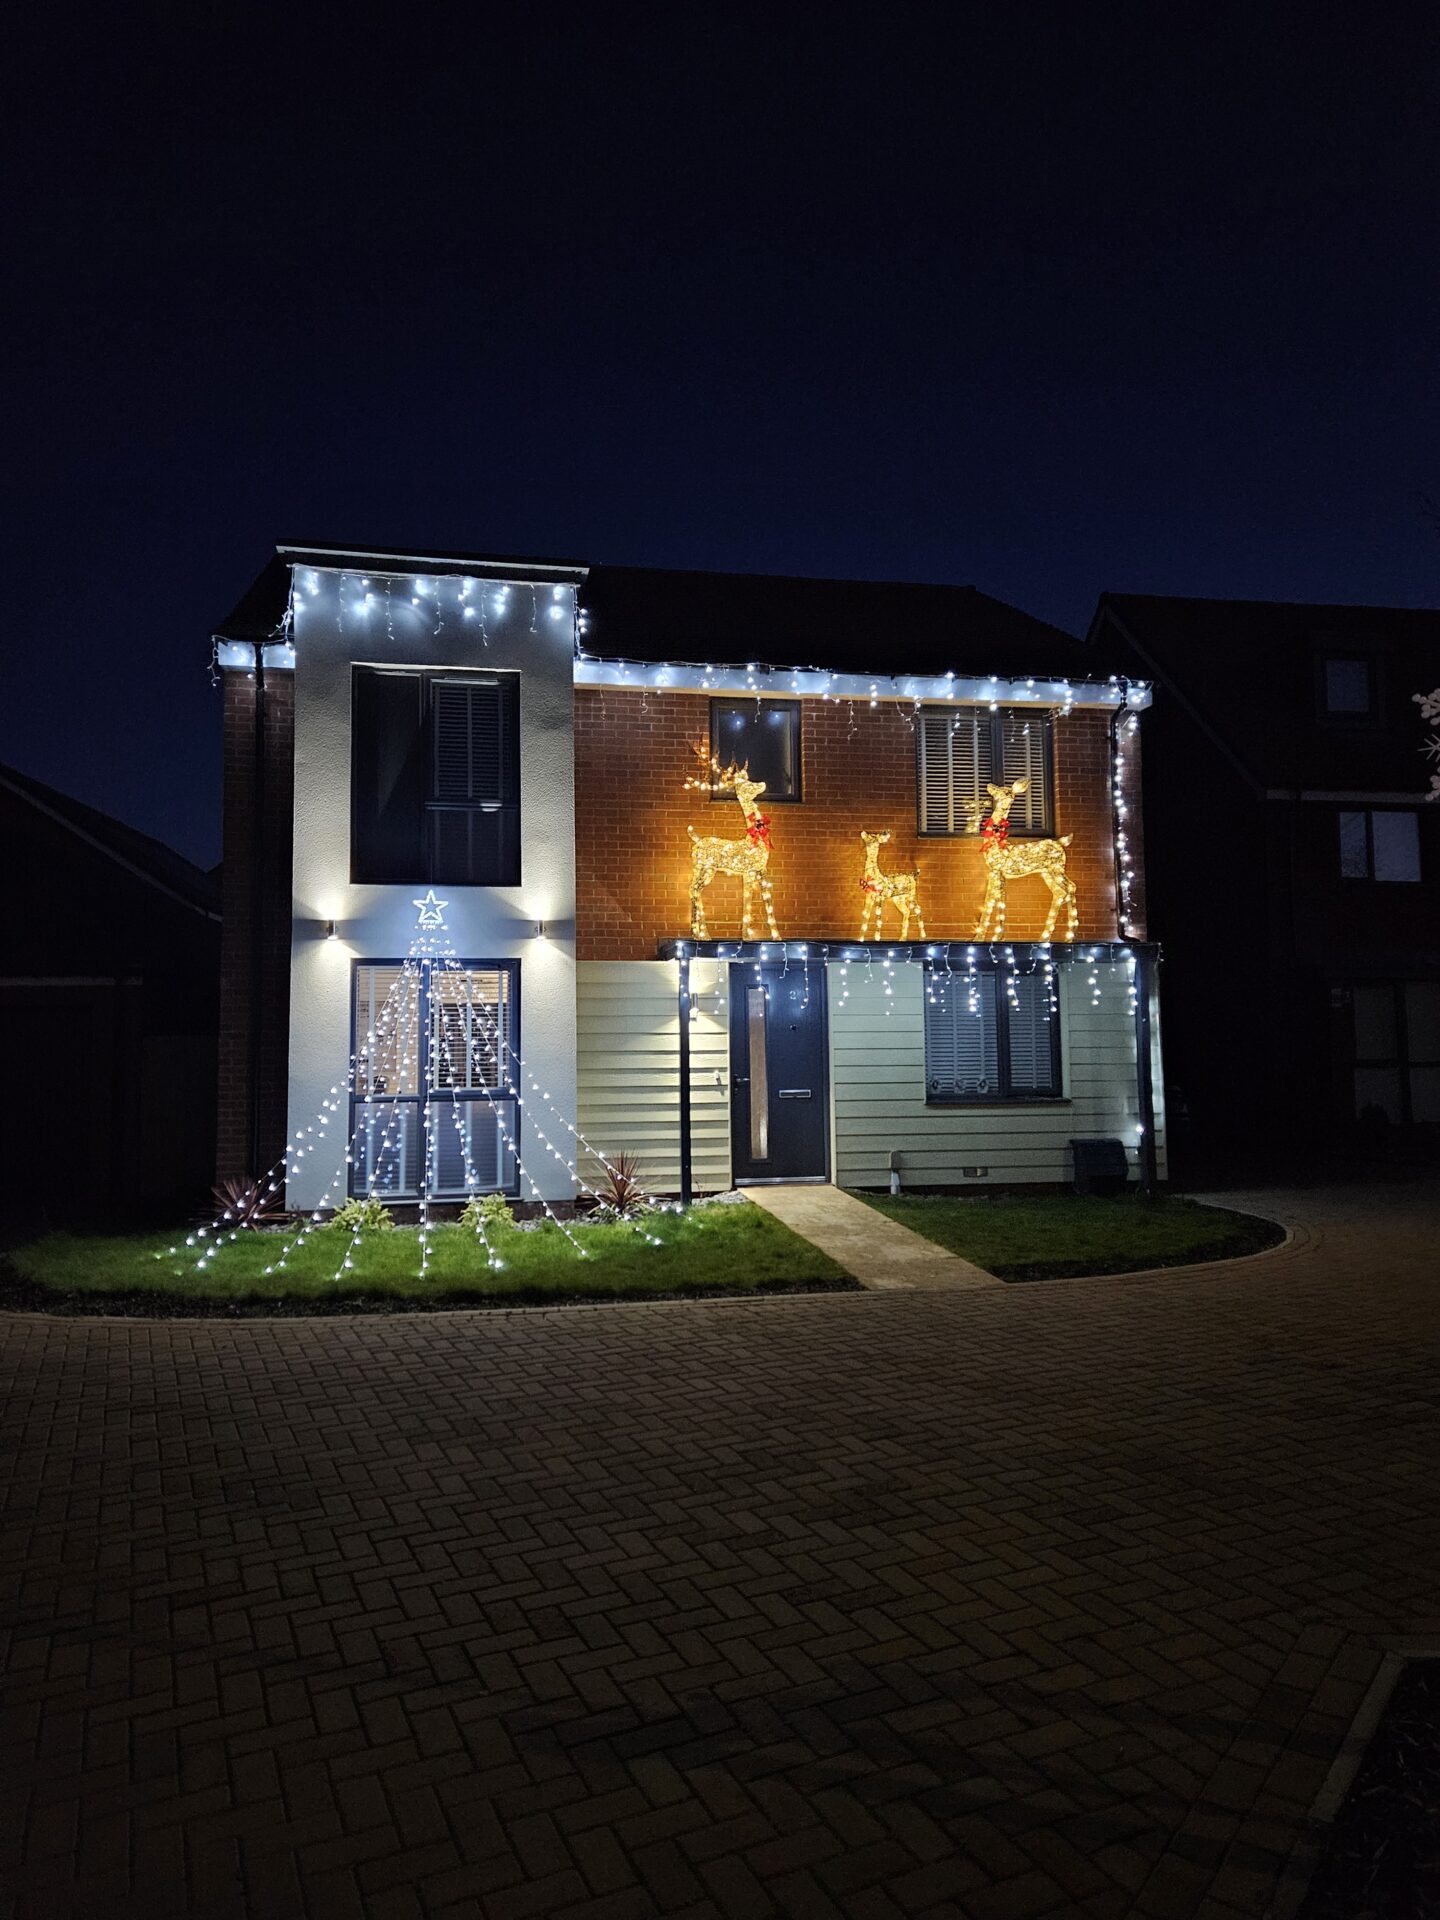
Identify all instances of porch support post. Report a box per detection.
[1133,946,1159,1200]
[677,952,693,1207]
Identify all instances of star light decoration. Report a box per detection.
[413,890,449,929]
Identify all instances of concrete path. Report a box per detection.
[747,1183,1002,1289]
[2,1182,1438,1920]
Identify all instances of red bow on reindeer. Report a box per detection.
[981,818,1009,848]
[746,813,772,849]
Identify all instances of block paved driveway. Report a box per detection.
[2,1184,1438,1920]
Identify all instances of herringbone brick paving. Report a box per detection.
[1,1185,1437,1919]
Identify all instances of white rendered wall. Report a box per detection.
[285,571,578,1209]
[829,961,1167,1188]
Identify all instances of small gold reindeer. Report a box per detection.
[684,746,780,940]
[974,779,1077,940]
[859,831,925,940]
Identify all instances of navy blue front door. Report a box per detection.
[729,963,829,1182]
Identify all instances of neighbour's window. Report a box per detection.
[709,698,801,800]
[352,667,520,884]
[351,960,518,1198]
[1350,980,1440,1125]
[1338,810,1421,883]
[917,708,1053,834]
[923,961,1061,1102]
[1322,658,1375,717]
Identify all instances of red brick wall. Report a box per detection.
[576,689,1124,959]
[216,668,294,1183]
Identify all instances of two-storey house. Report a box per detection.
[214,544,1164,1213]
[1089,594,1439,1167]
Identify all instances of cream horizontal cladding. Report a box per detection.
[576,961,731,1196]
[829,961,1166,1188]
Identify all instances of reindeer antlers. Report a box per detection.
[684,741,748,794]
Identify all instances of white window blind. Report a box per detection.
[925,973,1000,1097]
[924,965,1059,1100]
[918,708,1052,834]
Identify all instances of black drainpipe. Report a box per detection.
[248,640,266,1177]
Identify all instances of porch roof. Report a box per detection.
[656,939,1158,964]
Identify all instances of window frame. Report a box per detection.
[1349,979,1440,1128]
[707,697,803,803]
[1316,653,1379,725]
[347,956,522,1199]
[915,706,1055,837]
[350,665,521,886]
[1337,807,1422,884]
[922,959,1065,1106]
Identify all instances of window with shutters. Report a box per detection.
[923,960,1061,1102]
[916,708,1053,835]
[350,959,519,1198]
[351,667,520,884]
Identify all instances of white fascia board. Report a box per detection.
[573,656,1151,708]
[214,640,296,669]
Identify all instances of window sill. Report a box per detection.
[925,1096,1070,1109]
[916,828,1056,840]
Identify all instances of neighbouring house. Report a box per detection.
[213,544,1164,1209]
[0,763,221,1226]
[1088,594,1440,1165]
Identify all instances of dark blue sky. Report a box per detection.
[6,4,1437,866]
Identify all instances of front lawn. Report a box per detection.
[857,1191,1284,1281]
[1,1203,856,1315]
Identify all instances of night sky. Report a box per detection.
[7,5,1437,867]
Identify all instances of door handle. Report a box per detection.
[732,1075,749,1088]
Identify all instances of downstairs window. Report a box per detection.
[350,959,519,1198]
[923,960,1061,1102]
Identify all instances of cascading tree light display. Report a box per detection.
[158,895,673,1286]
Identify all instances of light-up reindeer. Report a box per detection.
[684,746,780,939]
[973,779,1078,940]
[859,831,925,940]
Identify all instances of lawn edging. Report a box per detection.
[0,1266,865,1321]
[854,1189,1291,1283]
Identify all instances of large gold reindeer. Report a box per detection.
[973,779,1078,940]
[859,831,925,940]
[684,746,780,939]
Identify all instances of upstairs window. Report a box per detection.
[352,667,520,885]
[1321,656,1376,719]
[1338,809,1421,883]
[923,963,1061,1102]
[709,698,801,800]
[917,708,1052,835]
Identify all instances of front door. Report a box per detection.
[729,963,829,1182]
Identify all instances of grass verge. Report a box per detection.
[856,1191,1285,1280]
[1,1204,857,1316]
